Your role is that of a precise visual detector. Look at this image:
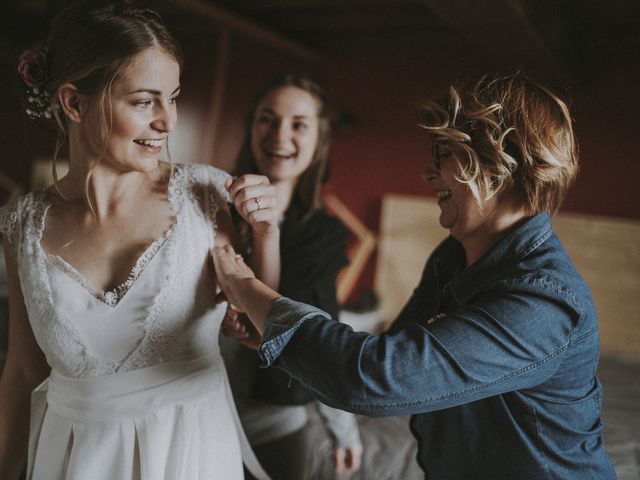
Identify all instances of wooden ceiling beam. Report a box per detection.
[258,11,439,32]
[423,0,566,77]
[163,0,322,62]
[220,0,425,8]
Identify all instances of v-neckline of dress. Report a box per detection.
[37,167,180,308]
[43,225,175,308]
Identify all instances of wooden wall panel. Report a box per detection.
[374,195,446,325]
[552,215,640,358]
[375,194,640,359]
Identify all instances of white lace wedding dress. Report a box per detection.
[0,164,268,480]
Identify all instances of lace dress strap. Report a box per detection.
[0,193,46,257]
[174,163,232,232]
[185,163,231,210]
[0,197,22,246]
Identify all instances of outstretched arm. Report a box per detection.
[212,245,279,333]
[212,246,572,418]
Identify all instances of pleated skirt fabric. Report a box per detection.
[27,354,269,480]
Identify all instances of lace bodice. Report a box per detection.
[0,164,232,378]
[45,222,174,308]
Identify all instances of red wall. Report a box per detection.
[318,35,640,302]
[175,28,640,305]
[195,31,639,304]
[3,21,638,306]
[562,40,640,219]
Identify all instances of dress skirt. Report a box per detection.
[27,354,270,480]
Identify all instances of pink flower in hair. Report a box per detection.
[17,49,48,88]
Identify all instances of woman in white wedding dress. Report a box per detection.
[0,2,278,479]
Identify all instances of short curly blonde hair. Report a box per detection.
[420,72,578,215]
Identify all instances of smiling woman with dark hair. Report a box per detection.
[216,71,616,480]
[222,74,363,480]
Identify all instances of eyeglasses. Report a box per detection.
[431,143,452,170]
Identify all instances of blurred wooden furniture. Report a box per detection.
[323,193,377,305]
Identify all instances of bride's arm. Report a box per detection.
[0,239,50,480]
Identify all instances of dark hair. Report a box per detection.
[420,71,578,214]
[234,74,331,219]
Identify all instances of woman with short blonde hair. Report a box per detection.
[420,72,578,214]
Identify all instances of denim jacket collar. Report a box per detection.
[438,213,553,305]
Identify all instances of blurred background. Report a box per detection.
[2,0,639,301]
[1,1,639,477]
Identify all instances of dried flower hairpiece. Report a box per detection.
[17,48,53,120]
[18,49,47,88]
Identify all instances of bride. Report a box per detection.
[0,2,278,479]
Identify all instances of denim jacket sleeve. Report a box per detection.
[259,284,578,417]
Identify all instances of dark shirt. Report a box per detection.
[250,200,350,405]
[278,200,349,319]
[259,213,616,479]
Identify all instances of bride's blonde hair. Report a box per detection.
[31,1,183,205]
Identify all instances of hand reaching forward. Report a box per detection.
[212,245,280,335]
[226,174,279,238]
[212,245,256,312]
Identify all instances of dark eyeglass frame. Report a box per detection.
[431,142,446,170]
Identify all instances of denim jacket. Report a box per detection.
[259,213,616,479]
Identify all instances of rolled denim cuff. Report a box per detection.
[258,297,331,366]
